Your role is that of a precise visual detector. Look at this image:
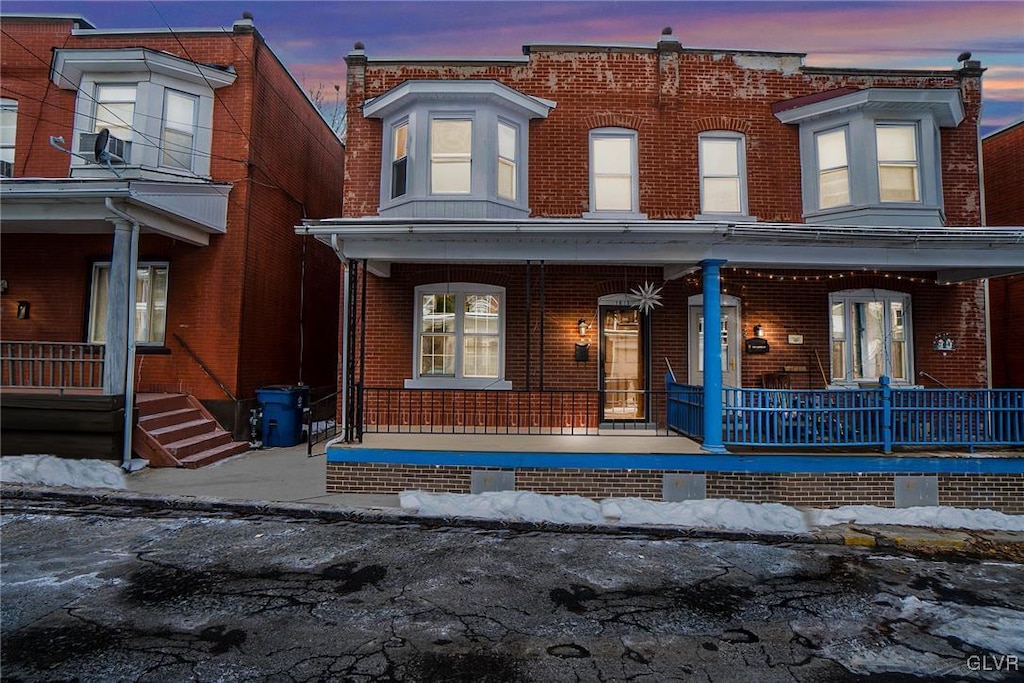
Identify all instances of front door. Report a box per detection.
[600,306,647,421]
[688,295,741,388]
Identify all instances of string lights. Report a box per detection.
[673,267,961,290]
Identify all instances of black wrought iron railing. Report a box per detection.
[356,386,672,437]
[306,391,341,455]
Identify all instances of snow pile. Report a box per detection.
[399,490,605,525]
[0,454,125,490]
[813,504,1024,532]
[605,497,809,533]
[899,596,1024,655]
[400,491,1024,533]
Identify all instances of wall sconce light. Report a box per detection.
[16,301,30,319]
[577,318,589,338]
[753,324,764,338]
[0,279,8,294]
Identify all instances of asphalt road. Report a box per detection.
[2,501,1023,682]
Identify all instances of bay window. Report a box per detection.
[430,118,473,194]
[816,128,850,209]
[161,90,198,171]
[876,123,919,202]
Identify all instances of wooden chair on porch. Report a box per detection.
[761,372,807,441]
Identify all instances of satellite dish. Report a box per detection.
[957,51,972,63]
[94,128,111,162]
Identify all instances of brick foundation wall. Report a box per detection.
[327,462,1024,514]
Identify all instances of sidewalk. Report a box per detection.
[125,442,400,510]
[113,444,1024,561]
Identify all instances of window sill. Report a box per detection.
[582,211,648,220]
[404,378,513,391]
[136,346,171,355]
[694,213,758,223]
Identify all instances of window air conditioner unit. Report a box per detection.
[79,131,132,164]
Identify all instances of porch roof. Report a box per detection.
[0,177,232,246]
[297,217,1024,283]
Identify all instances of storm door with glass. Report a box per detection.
[599,306,648,421]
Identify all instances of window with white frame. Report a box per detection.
[876,123,920,202]
[497,120,517,201]
[430,118,473,194]
[774,87,961,226]
[829,289,911,383]
[699,132,748,216]
[161,90,198,171]
[391,120,409,199]
[89,263,169,346]
[816,128,850,209]
[94,84,136,142]
[410,283,507,388]
[589,128,639,214]
[1,98,16,178]
[364,80,552,218]
[52,48,235,179]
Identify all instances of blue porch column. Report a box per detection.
[701,259,728,453]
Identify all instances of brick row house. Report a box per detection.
[300,30,1023,511]
[982,120,1024,388]
[0,13,343,466]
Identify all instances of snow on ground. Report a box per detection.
[0,455,125,490]
[2,455,1022,533]
[401,491,1024,533]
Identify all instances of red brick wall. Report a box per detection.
[982,123,1024,388]
[355,264,988,390]
[326,463,1024,514]
[344,47,982,225]
[0,17,343,403]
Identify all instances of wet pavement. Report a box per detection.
[2,495,1022,682]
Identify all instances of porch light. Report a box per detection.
[753,324,764,338]
[16,301,30,319]
[578,318,589,338]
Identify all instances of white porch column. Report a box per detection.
[102,218,133,395]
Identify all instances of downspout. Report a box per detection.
[333,234,348,441]
[105,197,140,472]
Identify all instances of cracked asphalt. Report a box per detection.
[2,500,1023,682]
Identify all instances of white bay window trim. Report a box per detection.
[365,80,553,219]
[828,289,913,385]
[406,283,511,390]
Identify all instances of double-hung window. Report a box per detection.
[89,263,169,346]
[589,128,641,215]
[829,289,911,383]
[816,128,850,209]
[391,121,409,199]
[161,90,197,170]
[410,283,508,388]
[94,85,136,142]
[1,99,16,178]
[698,132,750,217]
[876,123,919,202]
[430,118,473,194]
[497,120,517,201]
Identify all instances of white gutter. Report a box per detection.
[332,235,349,437]
[105,197,141,472]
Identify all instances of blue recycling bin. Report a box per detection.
[256,385,309,447]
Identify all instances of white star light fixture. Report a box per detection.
[629,281,664,314]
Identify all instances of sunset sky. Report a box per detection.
[4,1,1022,134]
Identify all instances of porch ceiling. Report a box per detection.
[298,217,1024,283]
[0,178,232,247]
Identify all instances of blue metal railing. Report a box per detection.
[666,377,1024,452]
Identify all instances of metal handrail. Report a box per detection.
[307,391,341,455]
[172,333,236,402]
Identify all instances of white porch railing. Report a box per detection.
[0,341,105,390]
